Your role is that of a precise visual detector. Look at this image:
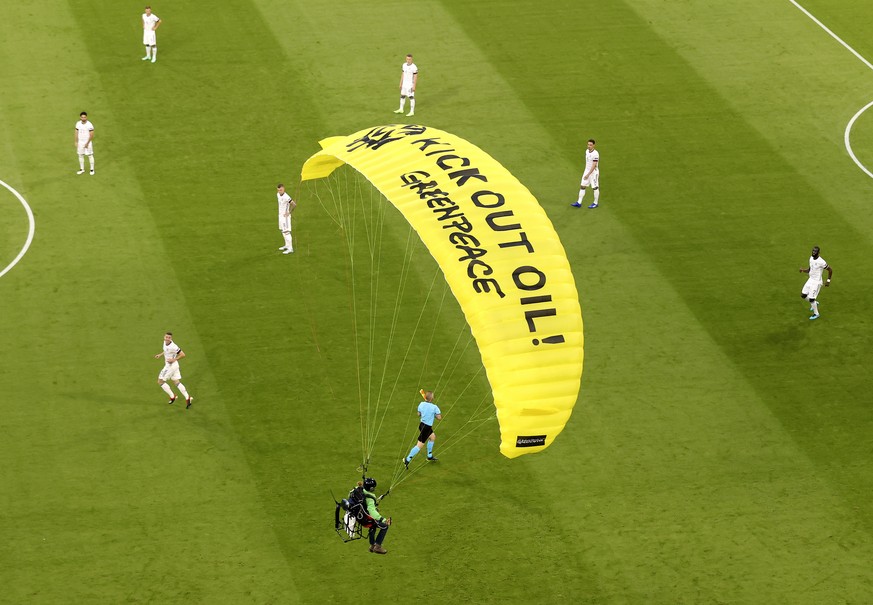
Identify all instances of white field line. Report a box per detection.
[0,178,35,279]
[789,0,873,179]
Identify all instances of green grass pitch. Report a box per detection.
[2,0,873,602]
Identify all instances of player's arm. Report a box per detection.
[289,198,297,212]
[584,158,597,179]
[825,265,833,285]
[412,71,418,92]
[154,351,164,359]
[153,18,161,30]
[74,128,77,147]
[87,128,94,148]
[799,266,809,273]
[173,350,186,362]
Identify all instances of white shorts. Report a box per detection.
[801,279,822,300]
[581,170,599,189]
[77,145,93,156]
[401,85,415,98]
[279,215,291,233]
[144,31,157,46]
[159,362,181,382]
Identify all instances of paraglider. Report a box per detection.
[302,124,584,458]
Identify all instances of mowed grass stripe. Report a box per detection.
[439,0,873,601]
[252,0,864,594]
[618,0,873,537]
[0,1,300,602]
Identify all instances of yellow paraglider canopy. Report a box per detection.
[302,124,583,458]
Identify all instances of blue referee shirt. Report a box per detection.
[417,401,441,426]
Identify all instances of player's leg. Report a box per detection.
[88,150,94,175]
[426,432,437,461]
[405,441,422,463]
[77,152,85,174]
[807,282,821,319]
[282,230,293,253]
[158,379,176,403]
[395,94,407,113]
[143,44,151,60]
[151,45,157,63]
[801,283,814,313]
[588,173,600,208]
[572,181,587,207]
[172,379,192,404]
[407,93,415,117]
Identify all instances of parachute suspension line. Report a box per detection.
[322,170,370,473]
[309,174,368,472]
[362,179,391,464]
[365,225,427,461]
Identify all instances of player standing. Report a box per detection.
[570,139,600,209]
[800,246,833,321]
[75,112,95,175]
[142,6,161,63]
[277,184,297,254]
[393,54,418,117]
[154,332,194,408]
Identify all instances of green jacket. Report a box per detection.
[362,488,383,522]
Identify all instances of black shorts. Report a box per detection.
[417,422,434,442]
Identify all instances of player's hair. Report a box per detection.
[80,111,88,117]
[406,54,413,58]
[165,331,173,336]
[145,5,151,8]
[277,183,284,188]
[588,138,595,144]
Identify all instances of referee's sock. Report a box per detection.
[426,441,434,457]
[406,445,420,462]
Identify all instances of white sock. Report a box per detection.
[160,383,174,397]
[577,188,586,204]
[176,383,190,399]
[811,300,819,315]
[79,156,85,170]
[409,98,416,112]
[151,47,157,61]
[144,47,151,58]
[89,156,94,171]
[592,189,599,205]
[399,97,406,111]
[283,233,294,250]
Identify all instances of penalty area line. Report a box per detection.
[0,178,36,279]
[788,0,873,179]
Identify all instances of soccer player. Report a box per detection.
[142,6,161,63]
[276,184,297,254]
[570,139,600,209]
[154,332,194,408]
[800,246,833,320]
[393,54,418,117]
[403,389,442,467]
[74,112,95,175]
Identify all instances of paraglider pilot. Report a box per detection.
[361,477,391,554]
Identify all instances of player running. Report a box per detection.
[403,389,442,467]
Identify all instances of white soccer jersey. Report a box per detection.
[808,256,828,282]
[76,121,94,145]
[143,13,160,30]
[585,148,600,174]
[402,62,418,88]
[278,191,293,215]
[162,340,182,363]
